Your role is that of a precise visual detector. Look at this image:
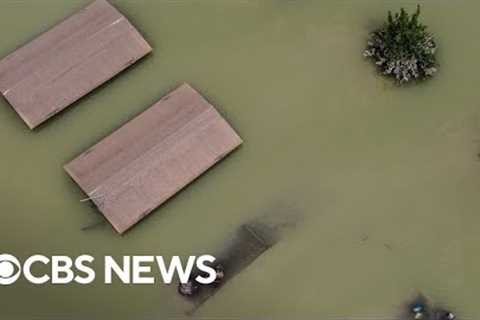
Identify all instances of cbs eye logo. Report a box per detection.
[0,254,21,285]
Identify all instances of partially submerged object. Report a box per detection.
[177,204,301,314]
[178,263,224,297]
[0,0,152,129]
[402,293,457,320]
[402,294,432,320]
[179,221,277,314]
[64,83,242,234]
[433,309,456,320]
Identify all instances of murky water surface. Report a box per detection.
[1,0,479,318]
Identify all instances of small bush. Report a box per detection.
[364,5,438,84]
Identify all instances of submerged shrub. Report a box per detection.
[364,5,438,84]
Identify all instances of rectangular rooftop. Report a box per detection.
[0,0,152,129]
[64,83,243,234]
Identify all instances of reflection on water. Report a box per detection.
[0,0,479,319]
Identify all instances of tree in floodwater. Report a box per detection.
[364,5,438,84]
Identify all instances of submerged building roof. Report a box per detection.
[64,83,243,234]
[182,222,275,314]
[0,0,152,129]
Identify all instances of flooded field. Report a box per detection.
[0,0,479,319]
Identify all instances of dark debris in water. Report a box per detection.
[403,293,432,320]
[402,294,457,320]
[178,204,301,314]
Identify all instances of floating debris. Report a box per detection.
[178,280,200,297]
[433,309,456,320]
[402,294,432,320]
[401,294,459,320]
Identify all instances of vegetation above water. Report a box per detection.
[364,5,438,84]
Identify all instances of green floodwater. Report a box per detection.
[1,0,480,319]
